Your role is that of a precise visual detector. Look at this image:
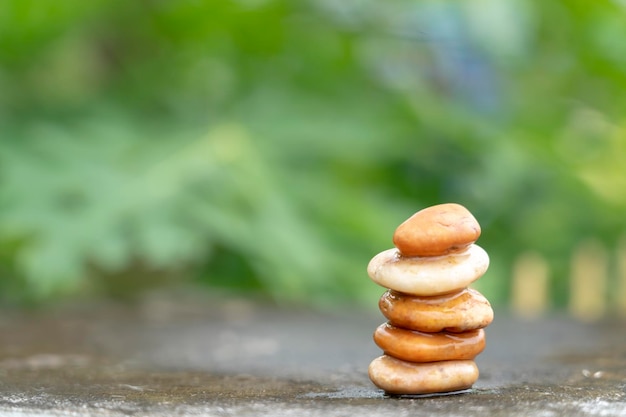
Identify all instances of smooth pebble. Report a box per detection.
[367,244,489,296]
[379,288,494,333]
[392,203,481,257]
[373,323,485,363]
[368,355,479,395]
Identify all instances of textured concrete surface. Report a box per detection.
[0,293,625,416]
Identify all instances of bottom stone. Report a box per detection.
[368,355,479,395]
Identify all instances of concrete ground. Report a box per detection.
[0,292,625,416]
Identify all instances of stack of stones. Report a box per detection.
[367,203,493,395]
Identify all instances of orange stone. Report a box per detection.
[378,288,494,333]
[373,323,485,363]
[392,203,481,257]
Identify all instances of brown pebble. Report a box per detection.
[392,203,481,257]
[368,355,479,395]
[374,323,485,363]
[379,288,494,333]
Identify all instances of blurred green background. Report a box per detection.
[1,0,626,313]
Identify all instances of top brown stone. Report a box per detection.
[392,203,481,257]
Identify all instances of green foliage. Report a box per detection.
[1,0,626,307]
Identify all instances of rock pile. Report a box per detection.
[367,203,493,395]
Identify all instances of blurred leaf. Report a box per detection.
[2,0,626,310]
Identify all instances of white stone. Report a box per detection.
[367,244,489,296]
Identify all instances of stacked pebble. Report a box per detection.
[367,203,494,395]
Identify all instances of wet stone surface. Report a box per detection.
[0,294,625,416]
